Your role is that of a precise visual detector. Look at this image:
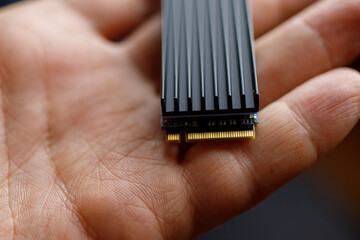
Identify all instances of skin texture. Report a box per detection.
[0,0,359,239]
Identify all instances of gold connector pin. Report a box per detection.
[166,133,181,143]
[186,130,255,142]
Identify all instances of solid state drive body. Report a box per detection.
[161,0,259,143]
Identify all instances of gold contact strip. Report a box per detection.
[186,130,255,142]
[166,133,181,143]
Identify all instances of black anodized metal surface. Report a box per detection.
[161,0,259,117]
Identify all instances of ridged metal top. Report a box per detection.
[161,0,259,116]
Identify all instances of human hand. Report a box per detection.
[0,0,359,239]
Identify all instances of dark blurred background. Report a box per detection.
[1,0,17,6]
[1,1,359,239]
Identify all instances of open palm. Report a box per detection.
[0,0,359,239]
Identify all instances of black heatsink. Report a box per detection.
[161,0,259,143]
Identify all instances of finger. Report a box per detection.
[123,14,162,83]
[252,0,318,37]
[182,68,360,236]
[60,0,160,39]
[256,0,360,108]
